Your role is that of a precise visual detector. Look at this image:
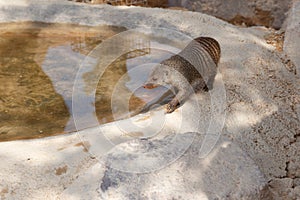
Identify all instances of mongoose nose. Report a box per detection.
[143,83,157,89]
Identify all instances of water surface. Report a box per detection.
[0,22,174,141]
[0,22,125,141]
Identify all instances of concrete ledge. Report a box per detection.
[0,1,299,199]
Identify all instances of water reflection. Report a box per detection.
[0,22,125,141]
[74,33,180,130]
[0,22,179,141]
[95,48,175,124]
[0,22,186,141]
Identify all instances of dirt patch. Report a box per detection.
[228,8,274,28]
[0,187,8,199]
[166,7,188,11]
[264,31,285,51]
[84,0,168,7]
[123,131,144,137]
[264,30,297,74]
[79,1,281,29]
[55,165,68,176]
[74,141,91,152]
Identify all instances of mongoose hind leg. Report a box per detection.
[192,79,207,92]
[205,74,217,91]
[202,75,217,92]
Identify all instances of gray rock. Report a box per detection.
[268,178,294,200]
[284,0,300,78]
[172,0,292,29]
[62,133,272,200]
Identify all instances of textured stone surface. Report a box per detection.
[172,0,292,29]
[0,1,299,199]
[284,0,300,77]
[61,134,271,200]
[0,132,98,199]
[282,5,300,199]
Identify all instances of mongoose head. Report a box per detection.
[143,64,171,89]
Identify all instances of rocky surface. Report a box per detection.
[0,1,299,199]
[284,0,300,78]
[168,0,292,29]
[77,0,168,7]
[62,134,271,200]
[85,0,292,29]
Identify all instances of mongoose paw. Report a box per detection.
[203,84,213,92]
[165,103,176,113]
[203,85,209,92]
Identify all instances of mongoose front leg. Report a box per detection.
[165,90,188,113]
[166,98,179,113]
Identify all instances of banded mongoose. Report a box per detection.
[143,37,221,113]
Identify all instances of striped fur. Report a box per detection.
[194,37,221,65]
[144,37,221,113]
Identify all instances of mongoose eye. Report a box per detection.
[152,77,158,81]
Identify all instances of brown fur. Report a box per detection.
[144,37,221,113]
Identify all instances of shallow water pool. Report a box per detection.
[0,22,174,141]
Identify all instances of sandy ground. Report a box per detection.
[0,0,299,199]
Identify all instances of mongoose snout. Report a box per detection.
[143,83,159,89]
[144,37,221,113]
